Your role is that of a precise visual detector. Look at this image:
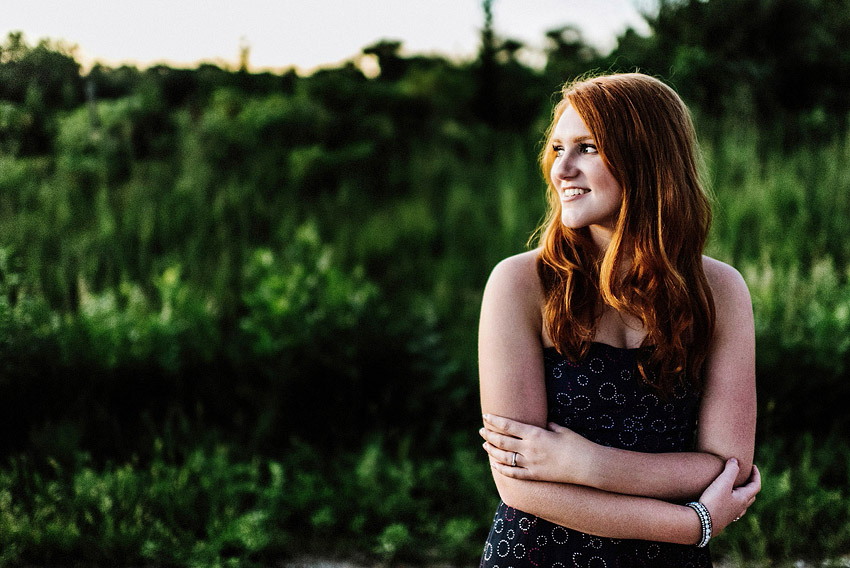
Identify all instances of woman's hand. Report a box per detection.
[697,458,761,536]
[480,413,597,485]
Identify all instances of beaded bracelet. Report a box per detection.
[685,501,712,548]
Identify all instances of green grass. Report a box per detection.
[2,434,849,566]
[0,437,496,567]
[0,67,849,565]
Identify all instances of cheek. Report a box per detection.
[600,173,622,198]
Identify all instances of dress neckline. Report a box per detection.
[543,341,644,353]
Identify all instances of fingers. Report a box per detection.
[478,418,528,471]
[701,459,762,533]
[700,458,740,507]
[734,464,762,501]
[479,427,521,452]
[489,456,530,479]
[483,413,532,437]
[482,441,521,468]
[750,464,761,490]
[714,457,741,490]
[733,482,759,523]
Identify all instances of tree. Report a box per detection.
[362,40,406,81]
[0,32,83,109]
[0,32,83,154]
[604,0,850,132]
[543,25,601,84]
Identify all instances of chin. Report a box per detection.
[560,216,584,230]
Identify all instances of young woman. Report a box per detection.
[477,73,760,567]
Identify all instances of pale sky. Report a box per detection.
[3,1,653,73]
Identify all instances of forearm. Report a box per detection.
[582,446,727,500]
[483,414,745,500]
[493,472,702,545]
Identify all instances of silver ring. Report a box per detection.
[511,452,518,467]
[733,517,740,522]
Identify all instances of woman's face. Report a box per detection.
[550,105,623,248]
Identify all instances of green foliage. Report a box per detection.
[0,32,82,109]
[605,0,850,137]
[0,437,496,566]
[706,120,850,269]
[62,266,219,370]
[701,121,850,436]
[239,223,375,358]
[2,434,849,566]
[0,32,82,155]
[742,258,850,435]
[0,218,465,458]
[1,14,850,566]
[0,445,289,566]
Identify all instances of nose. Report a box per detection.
[552,152,578,181]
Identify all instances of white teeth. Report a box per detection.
[562,188,589,197]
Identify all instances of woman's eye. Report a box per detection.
[553,145,565,157]
[579,143,598,154]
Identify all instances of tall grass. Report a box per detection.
[0,78,849,565]
[705,118,850,270]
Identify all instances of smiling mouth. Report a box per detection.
[562,188,590,198]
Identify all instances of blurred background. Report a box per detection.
[1,0,849,566]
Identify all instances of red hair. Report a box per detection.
[536,73,715,393]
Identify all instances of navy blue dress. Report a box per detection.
[480,342,712,567]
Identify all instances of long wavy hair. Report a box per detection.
[536,73,715,394]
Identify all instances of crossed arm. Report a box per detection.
[478,252,759,543]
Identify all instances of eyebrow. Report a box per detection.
[552,135,595,144]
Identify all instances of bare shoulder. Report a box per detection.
[702,256,753,327]
[481,249,545,336]
[702,255,751,306]
[485,249,544,306]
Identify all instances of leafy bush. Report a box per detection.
[235,222,466,452]
[0,444,289,566]
[61,266,219,371]
[0,436,496,567]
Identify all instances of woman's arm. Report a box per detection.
[491,455,758,542]
[480,256,756,501]
[695,257,757,487]
[482,416,724,501]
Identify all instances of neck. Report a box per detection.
[588,225,614,252]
